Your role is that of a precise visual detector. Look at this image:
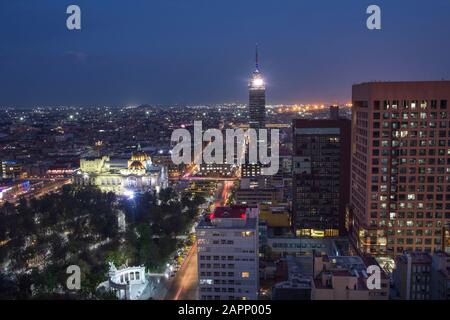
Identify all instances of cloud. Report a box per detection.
[64,51,89,62]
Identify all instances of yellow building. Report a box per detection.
[74,147,167,195]
[258,203,291,228]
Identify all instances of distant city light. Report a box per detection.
[124,190,135,200]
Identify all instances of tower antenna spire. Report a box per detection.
[255,43,259,71]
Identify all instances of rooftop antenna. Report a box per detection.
[255,43,259,72]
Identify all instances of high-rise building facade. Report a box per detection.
[248,45,266,129]
[330,105,340,120]
[242,46,266,179]
[196,205,259,300]
[292,118,351,237]
[393,251,432,300]
[349,81,450,256]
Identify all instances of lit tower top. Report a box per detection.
[250,44,265,89]
[248,43,266,129]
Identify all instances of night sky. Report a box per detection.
[1,0,450,107]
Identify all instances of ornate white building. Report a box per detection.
[74,147,168,195]
[97,262,153,300]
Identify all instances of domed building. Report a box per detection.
[74,145,168,195]
[127,145,151,173]
[129,160,145,171]
[129,147,150,162]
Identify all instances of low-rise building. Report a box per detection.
[394,251,450,300]
[1,160,25,179]
[272,256,312,300]
[266,235,349,258]
[97,263,154,300]
[235,188,279,206]
[431,252,450,300]
[311,255,389,300]
[258,203,291,228]
[393,252,432,300]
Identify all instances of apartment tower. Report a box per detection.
[349,81,450,256]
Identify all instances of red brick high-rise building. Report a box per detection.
[349,81,450,256]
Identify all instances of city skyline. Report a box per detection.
[1,0,449,305]
[1,0,450,107]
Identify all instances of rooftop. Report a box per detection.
[197,205,258,229]
[396,252,433,265]
[210,205,248,219]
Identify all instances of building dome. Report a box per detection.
[131,151,149,162]
[129,160,145,170]
[130,144,150,162]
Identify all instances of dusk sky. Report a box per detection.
[1,0,450,107]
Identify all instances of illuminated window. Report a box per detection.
[241,272,250,278]
[200,279,214,285]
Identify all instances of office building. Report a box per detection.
[330,105,340,120]
[196,205,259,300]
[393,251,432,300]
[258,203,291,228]
[349,81,450,255]
[292,118,351,237]
[235,187,280,206]
[430,251,450,300]
[393,251,450,300]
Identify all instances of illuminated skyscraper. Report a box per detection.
[349,81,450,256]
[242,45,266,179]
[248,44,266,129]
[292,118,351,237]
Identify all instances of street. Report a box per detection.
[164,179,234,300]
[1,178,71,206]
[164,242,198,300]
